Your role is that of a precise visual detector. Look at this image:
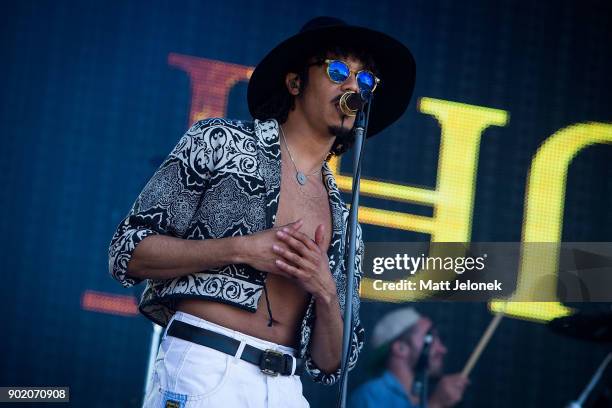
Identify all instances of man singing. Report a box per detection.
[109,16,415,407]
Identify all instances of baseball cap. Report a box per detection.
[371,307,421,349]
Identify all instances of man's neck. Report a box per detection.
[388,360,419,406]
[280,113,334,174]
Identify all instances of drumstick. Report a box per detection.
[461,312,504,378]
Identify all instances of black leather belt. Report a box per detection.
[166,320,304,376]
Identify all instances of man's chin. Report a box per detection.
[328,124,353,139]
[428,362,445,378]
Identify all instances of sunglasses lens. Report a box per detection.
[357,71,376,92]
[327,60,350,83]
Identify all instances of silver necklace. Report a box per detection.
[279,125,325,186]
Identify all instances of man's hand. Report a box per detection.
[272,223,344,373]
[271,224,336,303]
[239,219,304,274]
[429,374,470,408]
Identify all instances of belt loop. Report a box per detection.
[234,340,246,361]
[163,314,179,341]
[289,355,297,376]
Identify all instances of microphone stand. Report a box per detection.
[338,93,372,408]
[413,331,433,408]
[144,323,163,397]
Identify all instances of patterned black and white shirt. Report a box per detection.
[109,118,364,385]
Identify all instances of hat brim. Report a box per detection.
[248,25,416,138]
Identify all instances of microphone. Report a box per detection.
[412,330,433,407]
[339,91,365,116]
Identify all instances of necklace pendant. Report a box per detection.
[296,172,307,185]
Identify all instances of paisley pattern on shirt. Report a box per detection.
[108,117,364,385]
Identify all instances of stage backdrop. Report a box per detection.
[1,0,611,407]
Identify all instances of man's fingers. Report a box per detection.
[280,227,320,254]
[275,241,318,264]
[276,230,310,255]
[453,374,470,387]
[314,224,325,248]
[272,244,306,268]
[285,218,303,230]
[275,259,306,280]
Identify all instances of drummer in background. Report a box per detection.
[349,307,469,408]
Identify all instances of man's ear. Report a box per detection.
[285,73,301,95]
[391,340,410,358]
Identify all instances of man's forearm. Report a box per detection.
[309,294,343,373]
[127,234,245,280]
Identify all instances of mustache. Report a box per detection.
[331,94,345,104]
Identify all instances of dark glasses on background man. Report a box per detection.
[323,59,381,94]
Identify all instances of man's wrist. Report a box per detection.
[314,284,338,310]
[228,235,248,264]
[201,235,247,266]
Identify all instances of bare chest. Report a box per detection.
[273,160,333,251]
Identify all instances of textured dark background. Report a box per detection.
[1,0,611,407]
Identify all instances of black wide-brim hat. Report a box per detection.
[248,16,416,138]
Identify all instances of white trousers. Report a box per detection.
[143,311,310,408]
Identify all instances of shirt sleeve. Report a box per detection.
[304,222,366,385]
[108,119,216,287]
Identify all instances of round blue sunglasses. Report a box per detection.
[323,59,380,94]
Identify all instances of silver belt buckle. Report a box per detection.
[260,349,283,376]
